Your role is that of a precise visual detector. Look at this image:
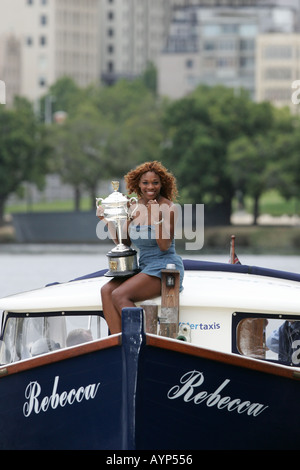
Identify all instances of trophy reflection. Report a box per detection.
[96,181,139,277]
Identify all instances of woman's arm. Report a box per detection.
[148,201,176,251]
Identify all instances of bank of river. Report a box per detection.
[186,225,300,255]
[2,223,300,254]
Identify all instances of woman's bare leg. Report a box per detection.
[110,273,161,330]
[101,278,125,334]
[101,273,161,334]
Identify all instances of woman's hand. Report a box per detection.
[146,199,162,225]
[155,202,177,251]
[96,205,105,220]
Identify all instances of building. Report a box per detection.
[100,0,172,85]
[256,34,300,110]
[0,0,184,100]
[157,2,300,100]
[170,0,300,15]
[2,0,299,107]
[0,0,101,104]
[0,34,21,106]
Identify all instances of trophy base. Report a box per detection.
[105,248,140,277]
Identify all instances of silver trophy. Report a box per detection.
[96,181,139,277]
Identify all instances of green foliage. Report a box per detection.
[140,62,158,95]
[40,76,84,119]
[160,86,249,207]
[44,75,164,209]
[0,97,50,224]
[160,84,297,224]
[4,71,300,226]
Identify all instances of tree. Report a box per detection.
[160,85,276,223]
[49,76,166,209]
[115,90,166,169]
[0,97,49,225]
[227,134,274,224]
[238,106,299,215]
[141,62,158,95]
[271,120,300,200]
[40,76,84,122]
[50,103,115,210]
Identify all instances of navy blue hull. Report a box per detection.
[0,338,124,450]
[0,308,299,450]
[136,344,299,450]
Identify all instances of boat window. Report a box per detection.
[233,313,300,367]
[0,311,107,365]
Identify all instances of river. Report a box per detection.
[1,243,300,298]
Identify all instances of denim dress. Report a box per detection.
[129,224,184,291]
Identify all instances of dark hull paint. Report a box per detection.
[0,308,299,450]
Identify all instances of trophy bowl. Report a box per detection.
[96,181,140,277]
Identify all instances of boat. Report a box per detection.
[0,254,299,450]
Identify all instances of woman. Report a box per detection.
[97,161,184,334]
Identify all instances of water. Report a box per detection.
[0,244,110,298]
[1,244,300,298]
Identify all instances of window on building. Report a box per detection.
[221,24,238,34]
[40,36,47,46]
[203,25,221,37]
[219,39,236,51]
[264,45,293,60]
[217,57,236,68]
[186,59,194,69]
[239,24,257,37]
[39,55,47,71]
[27,0,34,5]
[39,77,47,87]
[26,36,33,46]
[203,40,216,51]
[240,57,254,69]
[265,68,292,80]
[240,39,255,51]
[264,88,292,101]
[107,61,114,73]
[40,15,48,26]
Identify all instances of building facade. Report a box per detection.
[0,34,21,106]
[1,0,300,107]
[256,34,300,110]
[0,0,182,101]
[100,0,173,85]
[157,2,300,100]
[0,0,101,104]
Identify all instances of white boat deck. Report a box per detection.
[1,269,300,315]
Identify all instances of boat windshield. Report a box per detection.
[234,313,300,367]
[0,311,107,365]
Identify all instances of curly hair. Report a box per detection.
[124,161,178,201]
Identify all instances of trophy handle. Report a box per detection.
[96,197,103,208]
[128,197,138,217]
